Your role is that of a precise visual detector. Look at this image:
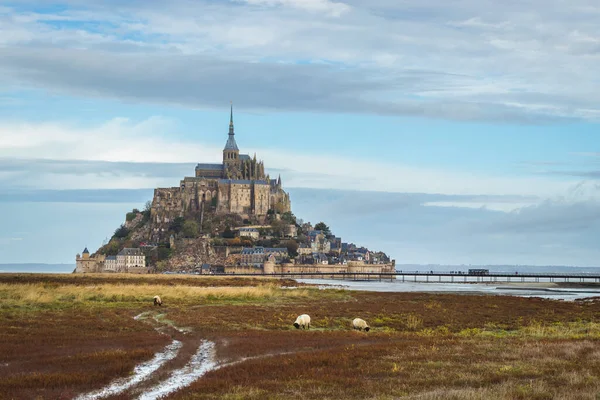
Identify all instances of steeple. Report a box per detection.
[229,102,234,135]
[224,102,239,151]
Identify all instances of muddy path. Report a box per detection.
[73,309,215,400]
[75,308,382,400]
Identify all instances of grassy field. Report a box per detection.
[1,274,600,399]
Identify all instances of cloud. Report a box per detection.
[0,115,580,202]
[239,0,351,17]
[0,1,600,122]
[285,188,600,266]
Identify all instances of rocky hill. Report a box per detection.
[93,198,300,272]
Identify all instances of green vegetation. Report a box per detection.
[157,245,172,261]
[222,226,235,239]
[170,216,186,234]
[283,239,299,257]
[314,221,331,236]
[182,220,199,238]
[113,224,130,239]
[125,210,138,222]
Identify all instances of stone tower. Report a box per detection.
[223,103,239,178]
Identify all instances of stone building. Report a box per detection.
[104,255,118,272]
[150,105,291,239]
[240,246,288,267]
[75,247,146,273]
[239,227,260,240]
[75,247,106,273]
[116,248,146,271]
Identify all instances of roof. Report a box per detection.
[218,179,269,185]
[240,227,259,232]
[82,247,89,254]
[239,154,251,161]
[241,247,288,255]
[106,256,117,260]
[224,134,239,151]
[195,163,223,171]
[118,248,143,256]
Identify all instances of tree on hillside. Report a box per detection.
[270,219,285,238]
[114,224,130,239]
[103,240,120,256]
[170,217,185,234]
[182,220,199,238]
[222,226,235,239]
[281,211,296,225]
[314,222,331,236]
[284,239,299,258]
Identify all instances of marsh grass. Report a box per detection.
[2,274,600,399]
[0,282,311,308]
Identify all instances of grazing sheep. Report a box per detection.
[153,295,162,306]
[352,318,370,332]
[293,314,311,329]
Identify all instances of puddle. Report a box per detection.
[138,340,216,400]
[74,340,182,400]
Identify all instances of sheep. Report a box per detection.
[293,314,311,330]
[352,318,370,332]
[153,295,162,306]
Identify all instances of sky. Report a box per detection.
[1,0,600,266]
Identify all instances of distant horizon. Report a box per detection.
[3,263,600,271]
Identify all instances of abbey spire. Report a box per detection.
[224,102,239,151]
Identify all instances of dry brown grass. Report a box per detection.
[0,282,310,308]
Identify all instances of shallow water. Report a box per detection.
[297,279,600,301]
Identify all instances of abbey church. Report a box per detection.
[150,105,291,231]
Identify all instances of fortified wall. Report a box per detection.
[225,260,396,277]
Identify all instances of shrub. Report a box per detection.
[113,224,129,239]
[222,226,235,239]
[170,217,186,234]
[157,246,172,261]
[182,220,199,238]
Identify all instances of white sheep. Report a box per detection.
[293,314,311,329]
[153,295,162,306]
[352,318,370,332]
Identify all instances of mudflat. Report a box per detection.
[1,273,600,399]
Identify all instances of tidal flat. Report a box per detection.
[1,273,600,399]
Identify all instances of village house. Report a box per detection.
[311,237,331,253]
[298,243,312,255]
[240,246,288,267]
[283,224,297,238]
[116,248,146,271]
[104,255,118,271]
[313,252,329,265]
[238,227,260,240]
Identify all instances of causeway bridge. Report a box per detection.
[218,271,600,284]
